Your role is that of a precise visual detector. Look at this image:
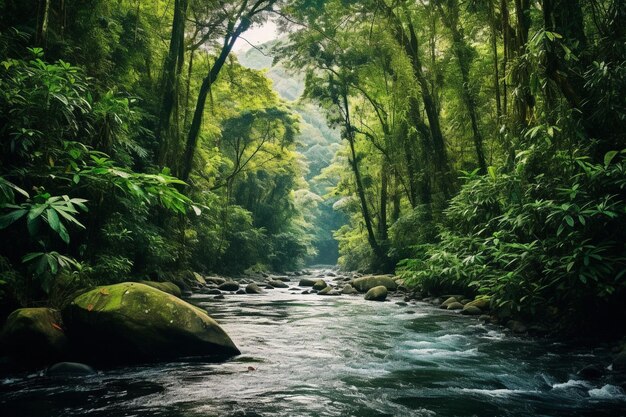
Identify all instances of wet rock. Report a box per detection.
[245,283,263,294]
[613,351,626,372]
[236,289,246,295]
[139,281,182,298]
[318,287,340,296]
[446,302,464,310]
[46,362,96,377]
[301,290,310,294]
[478,315,491,322]
[341,284,358,295]
[465,297,491,310]
[214,294,225,300]
[460,299,472,305]
[192,273,207,286]
[440,297,459,309]
[395,302,408,307]
[63,282,240,364]
[312,280,328,291]
[326,272,336,277]
[364,286,388,302]
[299,278,318,287]
[218,282,240,292]
[0,308,67,368]
[274,276,291,282]
[461,305,482,315]
[267,280,289,288]
[205,276,226,285]
[206,289,222,295]
[578,364,604,380]
[265,285,275,290]
[506,320,528,334]
[351,276,398,292]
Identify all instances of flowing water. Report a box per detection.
[1,268,625,416]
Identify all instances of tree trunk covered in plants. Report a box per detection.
[436,0,487,174]
[156,0,189,169]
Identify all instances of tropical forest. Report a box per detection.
[0,0,625,416]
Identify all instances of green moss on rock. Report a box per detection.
[63,282,239,364]
[0,308,67,368]
[139,281,182,298]
[351,276,398,293]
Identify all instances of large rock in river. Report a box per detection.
[139,281,182,298]
[0,308,68,368]
[364,285,388,301]
[351,275,397,293]
[63,282,239,364]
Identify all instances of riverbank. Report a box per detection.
[2,267,626,416]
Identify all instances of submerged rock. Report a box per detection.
[578,364,604,380]
[506,320,528,334]
[245,283,263,294]
[0,308,67,368]
[139,281,182,298]
[46,362,96,377]
[63,282,240,364]
[364,286,388,301]
[351,276,398,292]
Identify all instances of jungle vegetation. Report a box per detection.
[1,0,625,331]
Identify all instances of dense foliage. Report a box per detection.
[1,0,625,332]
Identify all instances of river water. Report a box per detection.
[1,268,625,416]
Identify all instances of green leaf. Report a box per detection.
[0,209,27,229]
[46,208,61,233]
[604,150,618,167]
[565,215,574,227]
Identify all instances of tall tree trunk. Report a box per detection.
[38,0,51,46]
[512,0,533,132]
[156,0,189,168]
[342,92,390,271]
[436,1,488,174]
[379,165,388,242]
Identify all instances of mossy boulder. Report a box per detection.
[447,302,464,310]
[218,281,240,292]
[0,308,68,368]
[465,297,491,310]
[245,283,263,294]
[63,282,239,364]
[364,285,388,301]
[341,284,358,295]
[139,281,182,298]
[461,305,482,315]
[267,280,289,288]
[298,278,318,287]
[440,297,459,308]
[312,280,328,291]
[351,276,398,293]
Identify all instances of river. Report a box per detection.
[1,268,625,416]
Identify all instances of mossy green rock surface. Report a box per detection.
[364,285,388,301]
[312,280,328,291]
[139,281,182,297]
[351,276,398,293]
[63,282,239,364]
[0,308,67,367]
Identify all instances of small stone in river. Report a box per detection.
[341,284,358,295]
[214,294,225,300]
[206,289,221,295]
[364,285,387,301]
[298,278,317,287]
[461,305,482,315]
[578,364,604,380]
[396,301,408,306]
[312,280,328,291]
[236,289,246,295]
[46,362,96,377]
[506,320,528,334]
[245,283,263,294]
[301,290,310,294]
[218,282,239,292]
[446,302,464,310]
[268,280,289,288]
[440,297,458,309]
